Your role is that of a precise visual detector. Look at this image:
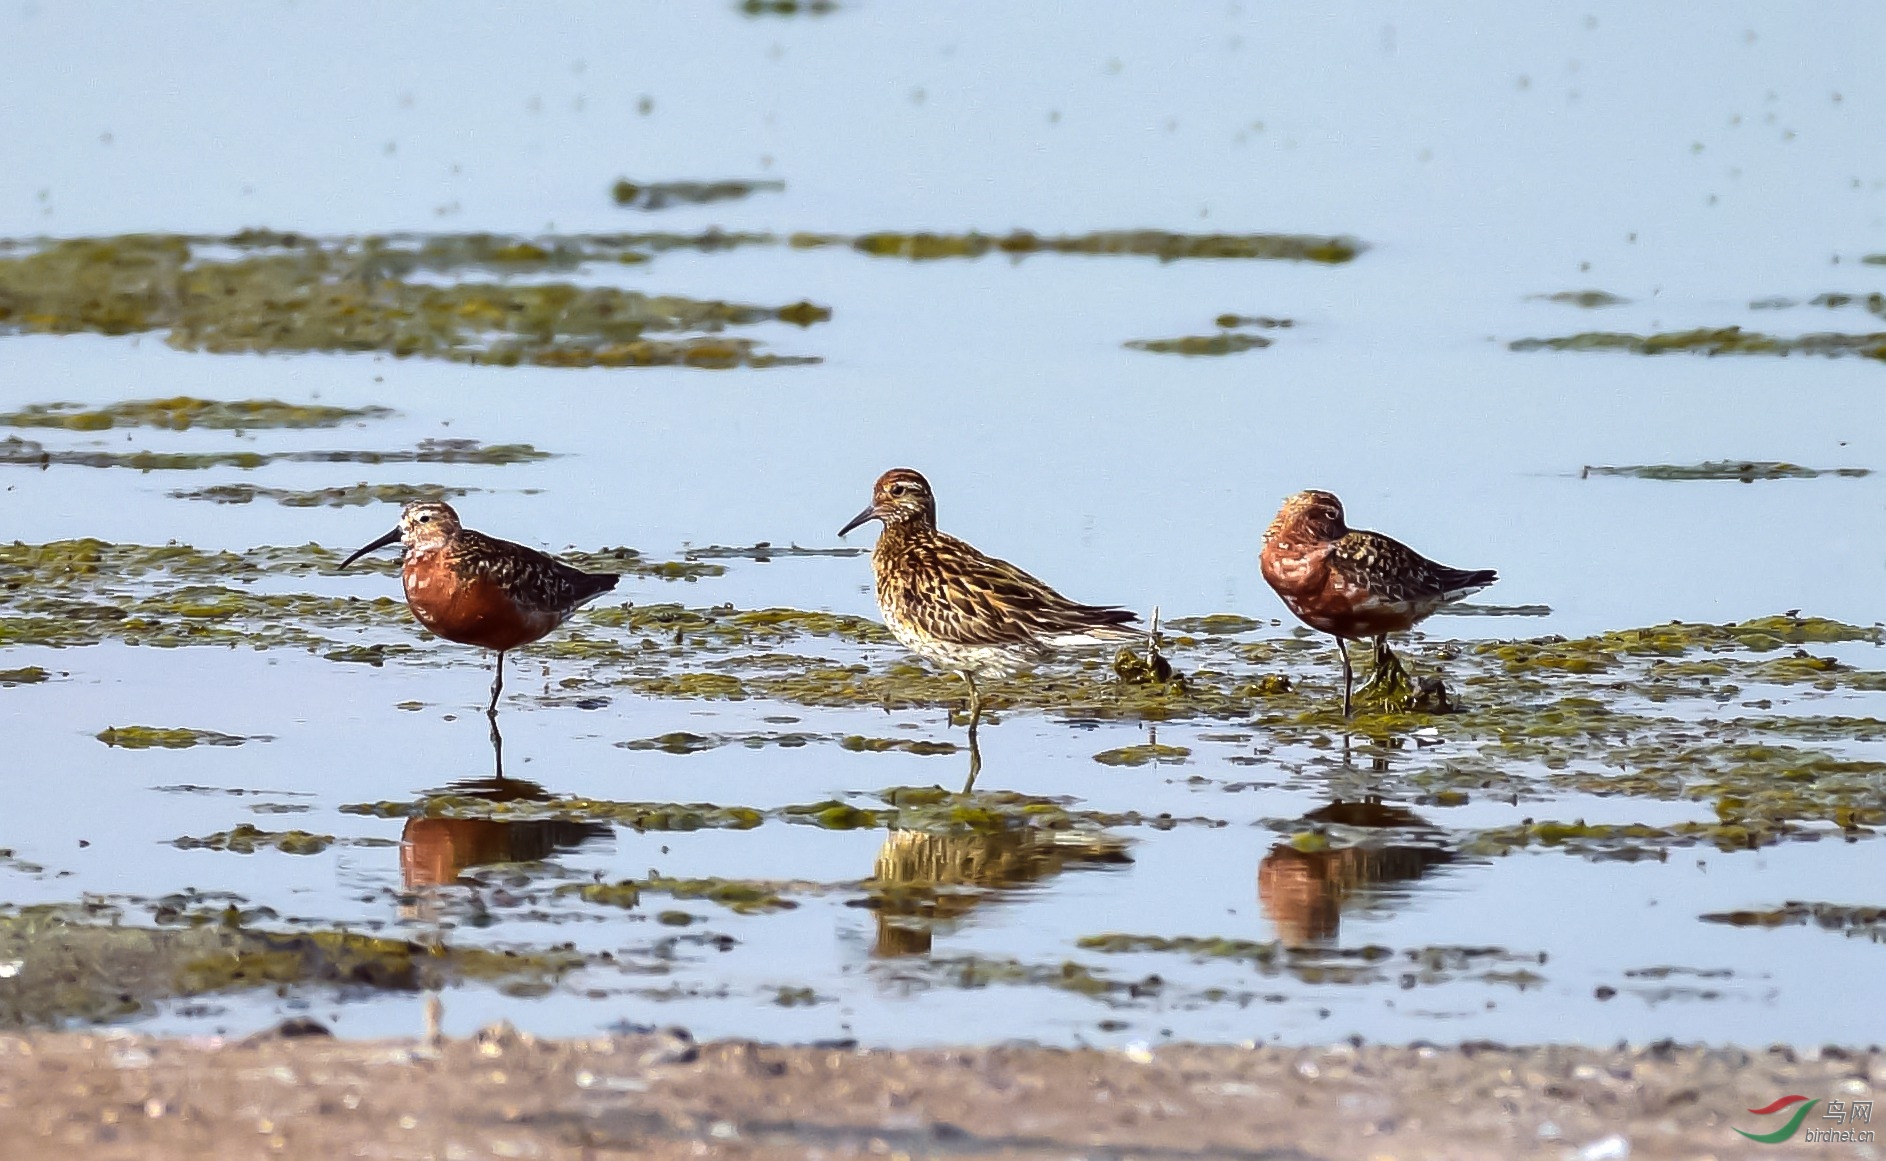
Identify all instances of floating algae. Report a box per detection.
[1510,326,1886,362]
[611,177,785,210]
[1805,291,1886,318]
[96,725,253,749]
[1528,290,1631,308]
[1128,313,1284,356]
[0,436,550,472]
[207,228,782,270]
[1125,332,1271,356]
[0,398,392,431]
[343,785,1217,839]
[1753,292,1886,318]
[788,229,1363,264]
[171,824,337,855]
[1092,743,1191,767]
[568,875,802,915]
[1213,314,1294,329]
[0,234,826,369]
[557,548,724,582]
[681,542,866,561]
[1581,461,1871,482]
[1700,902,1886,939]
[615,730,951,755]
[1068,935,1540,989]
[169,482,476,508]
[739,0,838,14]
[618,729,817,753]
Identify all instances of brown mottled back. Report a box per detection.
[1261,489,1495,639]
[442,527,619,618]
[873,520,1138,647]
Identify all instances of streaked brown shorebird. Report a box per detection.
[839,468,1141,776]
[1260,489,1495,717]
[340,501,618,714]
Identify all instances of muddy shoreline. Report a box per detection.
[0,1029,1877,1159]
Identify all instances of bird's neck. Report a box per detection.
[877,516,937,548]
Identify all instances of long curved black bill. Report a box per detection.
[339,527,402,570]
[837,504,880,538]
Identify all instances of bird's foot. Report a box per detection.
[1353,643,1415,711]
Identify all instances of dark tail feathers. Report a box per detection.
[576,571,621,603]
[1437,566,1497,599]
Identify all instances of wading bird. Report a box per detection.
[340,501,618,715]
[840,468,1141,782]
[1260,489,1495,717]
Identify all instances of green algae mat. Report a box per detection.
[0,228,1363,374]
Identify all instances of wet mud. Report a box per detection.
[0,1030,1874,1160]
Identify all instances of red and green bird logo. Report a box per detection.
[1737,1096,1818,1144]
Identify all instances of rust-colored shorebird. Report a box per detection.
[1260,490,1495,717]
[339,501,618,714]
[839,469,1140,775]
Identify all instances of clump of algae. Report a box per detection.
[1510,326,1886,362]
[739,0,838,14]
[1581,461,1869,482]
[789,229,1363,264]
[568,875,800,915]
[611,177,785,210]
[1700,902,1885,937]
[1528,290,1630,308]
[0,398,391,431]
[169,482,475,508]
[0,235,826,370]
[1125,333,1271,356]
[0,435,549,472]
[172,824,335,855]
[96,725,252,749]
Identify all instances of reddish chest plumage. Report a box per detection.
[401,549,557,652]
[1260,538,1429,639]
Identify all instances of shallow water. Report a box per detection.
[0,2,1883,1047]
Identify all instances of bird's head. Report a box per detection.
[839,468,936,536]
[340,500,463,568]
[1267,489,1348,544]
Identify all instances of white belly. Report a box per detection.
[885,618,1040,679]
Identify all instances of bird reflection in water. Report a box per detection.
[866,821,1131,957]
[399,716,610,891]
[1257,798,1453,946]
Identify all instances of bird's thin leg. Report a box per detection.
[1373,633,1391,673]
[488,651,506,717]
[962,672,982,731]
[488,709,506,781]
[962,715,982,795]
[1335,634,1353,719]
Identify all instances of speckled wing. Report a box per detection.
[450,530,619,616]
[1331,531,1495,606]
[886,533,1138,647]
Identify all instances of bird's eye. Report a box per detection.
[891,484,908,495]
[417,514,431,523]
